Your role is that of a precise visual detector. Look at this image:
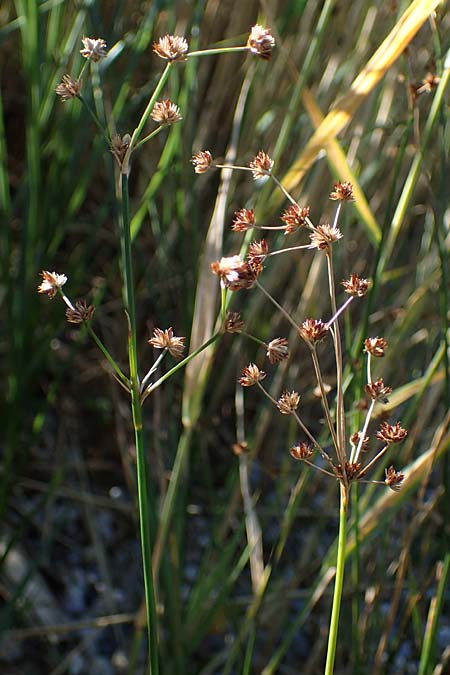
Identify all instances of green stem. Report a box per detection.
[121,172,159,675]
[324,486,348,675]
[141,333,221,403]
[129,63,172,152]
[77,94,110,145]
[86,325,130,388]
[187,46,248,58]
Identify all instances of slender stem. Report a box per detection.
[268,244,311,256]
[302,458,336,478]
[59,290,130,387]
[134,126,165,150]
[121,173,159,675]
[270,173,297,205]
[221,286,227,323]
[326,296,354,328]
[87,326,130,388]
[241,332,267,348]
[188,46,249,58]
[255,280,300,331]
[324,485,348,675]
[128,63,172,153]
[358,444,389,477]
[141,351,166,392]
[255,381,336,473]
[326,250,347,475]
[77,95,110,145]
[141,333,221,403]
[309,347,339,455]
[351,399,375,464]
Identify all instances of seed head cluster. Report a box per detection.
[281,205,310,234]
[249,151,273,179]
[246,25,275,60]
[151,100,182,125]
[153,34,189,62]
[80,36,108,62]
[55,75,82,101]
[148,327,185,359]
[191,150,213,174]
[38,271,68,298]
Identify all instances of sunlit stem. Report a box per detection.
[357,443,389,477]
[326,249,347,477]
[324,485,348,675]
[332,202,342,230]
[141,351,167,391]
[326,296,354,328]
[188,46,249,58]
[141,333,221,403]
[268,244,311,257]
[351,399,375,464]
[367,352,372,384]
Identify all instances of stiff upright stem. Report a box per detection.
[121,172,159,675]
[325,486,348,675]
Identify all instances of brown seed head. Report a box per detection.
[210,256,258,291]
[276,391,300,414]
[247,239,268,268]
[232,208,255,232]
[110,134,131,167]
[420,72,440,93]
[55,75,82,101]
[249,151,273,179]
[281,205,310,234]
[342,274,369,297]
[151,99,182,125]
[232,441,249,456]
[38,271,68,298]
[384,465,404,491]
[350,431,370,452]
[80,36,107,62]
[153,34,188,62]
[266,337,289,364]
[148,327,185,359]
[365,378,393,403]
[239,363,266,387]
[191,150,213,174]
[290,442,313,460]
[309,223,343,250]
[376,421,408,445]
[224,311,244,333]
[364,336,388,358]
[329,181,354,201]
[246,25,275,60]
[66,299,95,324]
[299,318,329,345]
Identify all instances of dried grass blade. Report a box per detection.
[275,0,443,202]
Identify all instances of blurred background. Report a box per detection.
[1,1,449,673]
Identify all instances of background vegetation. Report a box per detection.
[1,1,449,673]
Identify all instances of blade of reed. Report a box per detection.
[269,0,443,210]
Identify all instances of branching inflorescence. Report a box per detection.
[199,150,407,498]
[41,21,411,675]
